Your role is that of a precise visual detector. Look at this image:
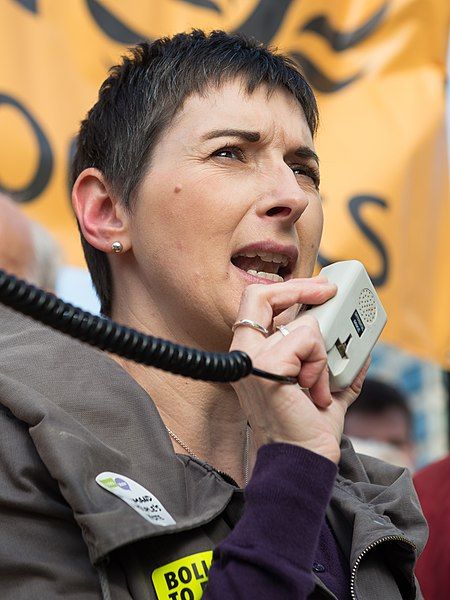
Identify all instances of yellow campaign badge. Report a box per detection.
[152,550,213,599]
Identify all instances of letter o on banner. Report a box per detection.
[0,93,53,203]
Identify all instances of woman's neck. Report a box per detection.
[110,298,253,486]
[112,355,252,486]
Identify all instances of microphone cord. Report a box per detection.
[0,269,296,384]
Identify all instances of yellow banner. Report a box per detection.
[0,0,448,365]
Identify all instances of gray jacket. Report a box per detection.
[0,304,427,599]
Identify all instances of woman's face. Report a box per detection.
[125,79,323,349]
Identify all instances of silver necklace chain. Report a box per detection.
[165,425,250,486]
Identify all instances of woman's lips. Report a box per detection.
[230,262,293,284]
[230,241,298,281]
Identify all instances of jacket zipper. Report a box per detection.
[350,535,417,600]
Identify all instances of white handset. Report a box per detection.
[301,261,387,391]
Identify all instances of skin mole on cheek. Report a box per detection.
[174,185,182,193]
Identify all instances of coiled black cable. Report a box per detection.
[0,269,297,384]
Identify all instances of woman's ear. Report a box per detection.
[72,168,131,253]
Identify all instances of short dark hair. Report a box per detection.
[71,29,319,315]
[347,378,412,428]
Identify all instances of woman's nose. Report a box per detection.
[257,165,310,225]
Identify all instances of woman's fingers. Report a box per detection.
[230,278,336,408]
[231,277,336,349]
[331,357,371,413]
[249,318,332,408]
[229,277,351,462]
[238,276,336,319]
[350,358,371,395]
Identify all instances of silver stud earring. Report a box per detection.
[111,241,123,254]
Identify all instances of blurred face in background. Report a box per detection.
[345,407,415,469]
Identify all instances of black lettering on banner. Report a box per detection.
[293,3,387,92]
[349,195,389,287]
[86,0,295,48]
[0,94,53,203]
[168,593,178,600]
[300,3,388,53]
[85,0,148,44]
[235,0,294,44]
[164,571,178,590]
[12,0,38,14]
[318,194,389,287]
[180,588,195,600]
[182,0,221,12]
[291,51,360,94]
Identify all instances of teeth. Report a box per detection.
[247,269,284,282]
[238,251,289,267]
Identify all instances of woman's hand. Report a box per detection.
[230,277,369,464]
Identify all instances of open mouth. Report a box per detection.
[231,249,294,283]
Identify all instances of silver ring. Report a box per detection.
[232,319,270,337]
[276,325,290,337]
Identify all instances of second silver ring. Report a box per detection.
[276,325,290,337]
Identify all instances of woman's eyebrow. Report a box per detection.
[201,130,319,165]
[294,146,319,165]
[201,129,261,143]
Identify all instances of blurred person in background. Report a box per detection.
[414,453,450,599]
[0,193,60,292]
[344,378,415,470]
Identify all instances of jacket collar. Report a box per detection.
[0,305,238,564]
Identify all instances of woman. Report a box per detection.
[0,30,426,599]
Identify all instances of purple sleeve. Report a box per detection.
[204,443,337,599]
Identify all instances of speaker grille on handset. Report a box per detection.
[358,288,377,324]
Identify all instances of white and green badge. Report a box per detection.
[96,471,176,526]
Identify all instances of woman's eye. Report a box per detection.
[291,165,320,189]
[212,146,244,161]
